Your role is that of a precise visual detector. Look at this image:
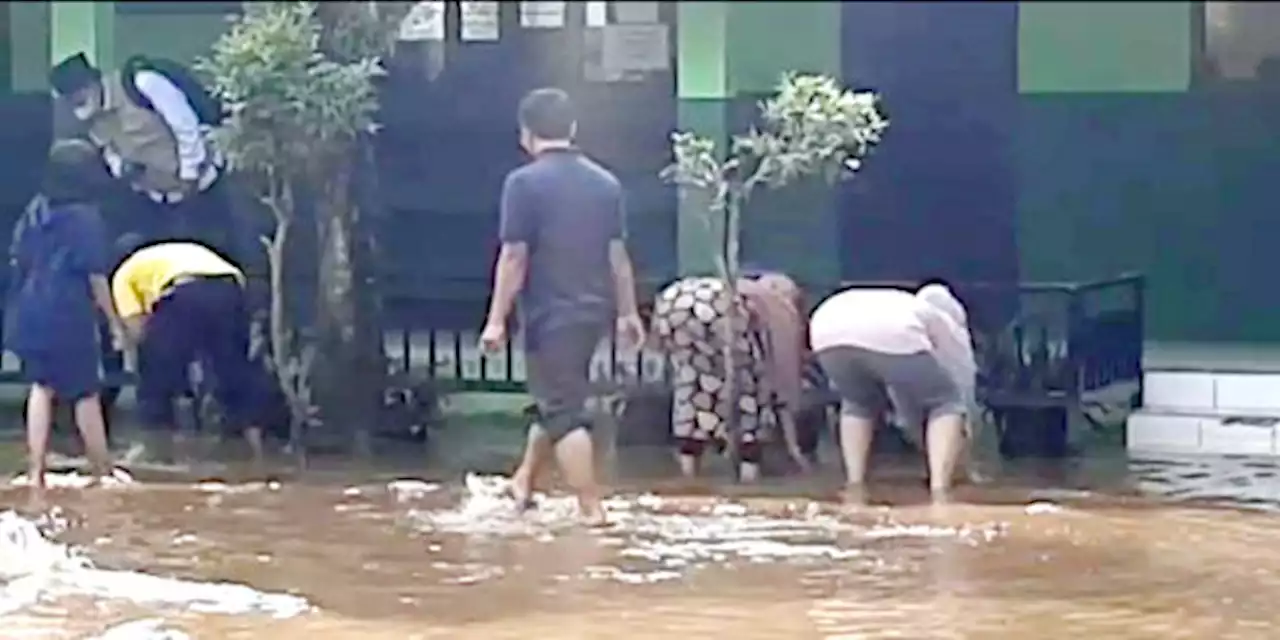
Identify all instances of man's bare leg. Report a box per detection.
[925,412,966,499]
[511,424,553,507]
[555,427,606,526]
[72,394,113,479]
[25,384,56,491]
[838,409,877,503]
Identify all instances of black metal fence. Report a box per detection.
[0,270,1145,434]
[382,273,1147,413]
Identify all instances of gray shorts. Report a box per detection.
[815,346,965,424]
[525,322,607,442]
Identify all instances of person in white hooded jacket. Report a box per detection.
[808,280,976,498]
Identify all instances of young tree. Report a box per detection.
[199,2,383,459]
[659,73,889,462]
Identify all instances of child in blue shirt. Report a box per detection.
[8,139,122,489]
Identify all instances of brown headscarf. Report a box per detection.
[738,273,806,409]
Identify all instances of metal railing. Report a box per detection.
[0,273,1146,418]
[382,273,1148,411]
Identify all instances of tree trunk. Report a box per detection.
[308,0,399,456]
[717,196,744,478]
[311,158,385,456]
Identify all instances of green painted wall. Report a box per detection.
[9,2,228,91]
[1018,2,1193,93]
[674,1,842,285]
[115,12,230,66]
[1013,2,1280,342]
[16,1,1275,343]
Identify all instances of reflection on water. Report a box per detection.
[2,452,1280,638]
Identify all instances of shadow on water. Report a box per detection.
[3,426,1280,638]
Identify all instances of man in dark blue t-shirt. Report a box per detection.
[480,88,643,526]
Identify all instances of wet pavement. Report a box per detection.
[4,446,1280,639]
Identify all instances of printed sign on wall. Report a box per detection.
[520,1,566,28]
[461,1,500,41]
[602,24,670,73]
[399,1,446,41]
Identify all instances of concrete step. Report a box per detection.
[1144,370,1280,414]
[1127,410,1280,456]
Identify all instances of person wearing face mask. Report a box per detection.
[47,52,245,270]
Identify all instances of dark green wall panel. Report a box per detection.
[1017,91,1280,342]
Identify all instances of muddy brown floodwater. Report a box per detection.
[4,449,1280,639]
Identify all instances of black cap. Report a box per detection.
[49,52,101,97]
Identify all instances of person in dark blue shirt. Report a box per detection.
[479,88,644,526]
[8,139,122,489]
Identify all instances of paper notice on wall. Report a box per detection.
[601,24,669,73]
[585,1,608,28]
[461,1,500,41]
[520,1,565,28]
[614,2,659,24]
[399,1,446,42]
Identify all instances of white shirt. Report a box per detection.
[101,70,222,203]
[809,288,941,355]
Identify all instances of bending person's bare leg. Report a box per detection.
[924,412,966,498]
[837,410,877,490]
[243,426,266,476]
[676,439,703,480]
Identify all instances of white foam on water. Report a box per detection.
[412,474,581,536]
[1025,501,1063,515]
[10,468,137,489]
[386,479,442,502]
[194,480,281,494]
[0,510,313,620]
[407,474,1005,585]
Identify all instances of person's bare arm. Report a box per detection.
[777,405,810,470]
[483,242,529,328]
[609,240,638,317]
[107,268,148,360]
[89,274,122,330]
[485,171,535,330]
[119,315,146,342]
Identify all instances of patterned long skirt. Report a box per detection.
[651,277,776,457]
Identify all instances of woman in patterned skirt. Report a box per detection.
[651,272,810,482]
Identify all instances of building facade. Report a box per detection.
[3,2,1275,343]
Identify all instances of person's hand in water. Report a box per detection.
[787,442,813,475]
[778,410,812,474]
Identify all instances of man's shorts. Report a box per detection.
[815,345,964,425]
[524,321,607,442]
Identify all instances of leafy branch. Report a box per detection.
[198,1,388,461]
[660,72,888,218]
[657,73,888,474]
